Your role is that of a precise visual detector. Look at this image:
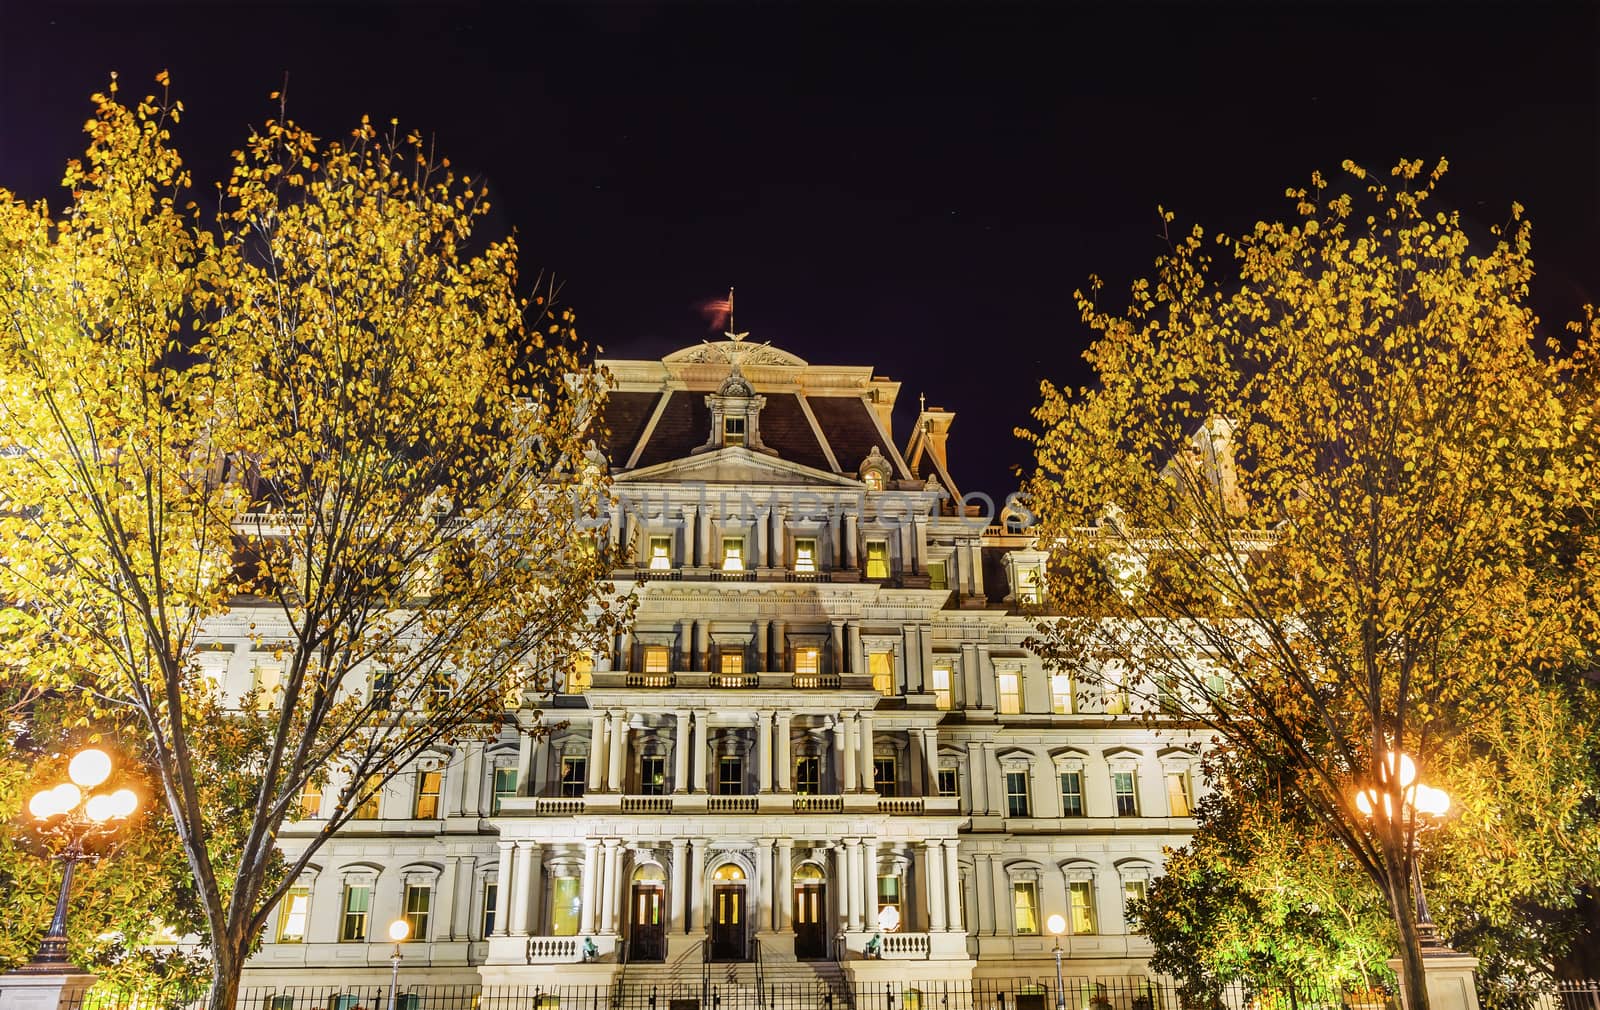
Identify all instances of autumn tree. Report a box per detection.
[0,75,625,1008]
[1023,160,1598,1007]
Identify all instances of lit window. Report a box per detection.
[649,536,672,570]
[877,875,902,930]
[340,885,371,941]
[1016,567,1042,605]
[724,416,746,447]
[639,755,666,796]
[794,647,820,676]
[1050,674,1073,714]
[644,646,670,674]
[1059,770,1084,817]
[794,538,817,572]
[492,767,518,813]
[1158,675,1183,715]
[276,885,311,943]
[873,757,897,797]
[550,876,581,935]
[719,649,744,674]
[1005,770,1031,818]
[795,755,821,795]
[937,767,959,797]
[1011,881,1039,935]
[1166,770,1193,817]
[931,663,953,710]
[296,782,322,820]
[865,540,889,579]
[559,756,587,798]
[718,756,744,795]
[1123,878,1148,932]
[722,537,745,571]
[1069,880,1097,934]
[402,884,432,942]
[565,654,594,694]
[1113,771,1139,816]
[864,470,884,491]
[868,651,895,696]
[413,769,442,819]
[353,776,383,820]
[481,881,498,938]
[997,672,1021,714]
[252,661,284,711]
[927,560,947,590]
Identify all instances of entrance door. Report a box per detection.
[710,885,746,961]
[630,885,665,962]
[793,883,827,960]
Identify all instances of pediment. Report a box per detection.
[617,447,858,488]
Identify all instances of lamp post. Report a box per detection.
[1046,914,1066,1010]
[387,918,410,1010]
[1353,751,1451,948]
[19,748,139,972]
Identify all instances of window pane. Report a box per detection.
[353,776,383,820]
[403,885,431,941]
[644,646,670,673]
[795,756,820,795]
[1113,771,1138,816]
[341,886,370,941]
[997,673,1021,714]
[720,649,744,674]
[927,560,947,590]
[1059,771,1084,817]
[873,757,897,797]
[560,757,587,798]
[795,648,819,675]
[1012,882,1038,934]
[1017,567,1041,605]
[566,654,594,694]
[719,757,743,795]
[492,767,518,814]
[414,770,442,819]
[937,768,959,797]
[296,783,322,820]
[865,540,889,579]
[1069,880,1097,934]
[649,536,672,570]
[1050,674,1073,714]
[1006,770,1030,817]
[482,882,498,938]
[722,537,745,571]
[932,665,953,710]
[551,877,581,936]
[868,651,895,696]
[640,756,666,796]
[724,416,746,446]
[1166,771,1192,816]
[794,539,816,572]
[277,887,311,942]
[1123,879,1148,932]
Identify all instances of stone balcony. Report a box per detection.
[497,793,960,817]
[588,670,875,692]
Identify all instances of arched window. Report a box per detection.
[712,863,745,882]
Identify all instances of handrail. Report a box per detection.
[701,936,711,1010]
[753,939,766,1010]
[611,939,628,1008]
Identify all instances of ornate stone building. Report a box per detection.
[234,334,1202,991]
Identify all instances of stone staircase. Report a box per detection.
[619,944,850,1010]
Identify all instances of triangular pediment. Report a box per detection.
[617,447,860,488]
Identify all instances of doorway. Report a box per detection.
[793,882,827,959]
[630,884,665,962]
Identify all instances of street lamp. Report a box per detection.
[1046,914,1067,1010]
[387,918,410,1010]
[1353,750,1451,948]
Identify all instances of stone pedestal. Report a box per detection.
[0,970,98,1010]
[1387,951,1480,1010]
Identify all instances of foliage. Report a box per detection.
[1022,159,1599,1006]
[0,74,625,1008]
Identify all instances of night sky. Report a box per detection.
[3,2,1597,499]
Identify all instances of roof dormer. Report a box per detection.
[694,362,778,455]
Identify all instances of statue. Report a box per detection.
[864,932,882,958]
[582,937,599,962]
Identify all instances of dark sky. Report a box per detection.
[3,2,1597,499]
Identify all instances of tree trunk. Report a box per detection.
[1387,873,1431,1010]
[208,944,242,1010]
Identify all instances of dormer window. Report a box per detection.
[864,470,884,491]
[723,416,746,447]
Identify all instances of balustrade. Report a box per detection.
[706,796,759,813]
[523,936,582,962]
[877,797,926,815]
[879,932,931,958]
[620,796,673,814]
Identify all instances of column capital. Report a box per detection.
[497,839,518,853]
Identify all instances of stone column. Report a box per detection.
[493,840,516,936]
[453,855,475,939]
[756,507,770,568]
[606,712,627,793]
[609,506,623,557]
[841,715,857,794]
[757,710,774,793]
[861,838,878,930]
[987,854,1008,936]
[776,840,794,930]
[697,507,712,568]
[694,621,709,672]
[776,713,793,791]
[975,644,995,710]
[608,842,627,935]
[903,624,923,694]
[588,715,606,793]
[462,742,484,816]
[772,619,787,672]
[960,643,981,711]
[772,507,788,567]
[677,622,691,672]
[682,504,699,567]
[830,621,845,676]
[945,839,964,932]
[618,630,633,672]
[857,713,875,793]
[843,512,859,569]
[579,840,600,935]
[673,710,691,794]
[689,841,707,931]
[913,515,929,574]
[847,624,863,675]
[528,846,546,937]
[897,521,913,577]
[832,511,844,567]
[921,728,940,796]
[842,838,861,932]
[511,842,536,935]
[691,710,707,792]
[670,839,689,932]
[925,841,947,932]
[970,742,989,814]
[596,842,616,934]
[919,624,936,695]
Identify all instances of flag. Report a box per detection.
[700,288,734,331]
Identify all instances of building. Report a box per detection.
[235,333,1202,994]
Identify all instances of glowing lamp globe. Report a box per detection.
[28,789,60,819]
[388,919,410,942]
[85,793,119,823]
[1383,751,1417,788]
[50,782,83,814]
[69,749,113,789]
[1046,913,1067,936]
[110,788,139,819]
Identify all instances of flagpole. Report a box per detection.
[727,286,736,335]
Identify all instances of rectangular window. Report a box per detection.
[927,560,947,591]
[937,767,959,797]
[296,782,322,820]
[873,757,898,797]
[1123,878,1148,932]
[276,885,311,943]
[931,663,953,711]
[340,885,371,942]
[719,649,744,674]
[1166,770,1193,817]
[794,538,817,573]
[1050,674,1073,715]
[425,671,452,712]
[565,654,593,694]
[794,647,820,676]
[559,757,587,798]
[722,537,745,571]
[551,876,581,935]
[1069,880,1097,934]
[482,881,498,938]
[997,672,1021,714]
[1016,566,1042,605]
[252,661,284,711]
[270,998,295,1010]
[1113,771,1139,816]
[1059,770,1085,817]
[353,775,383,820]
[718,756,744,795]
[492,767,518,814]
[403,884,431,942]
[649,535,673,570]
[723,416,746,447]
[1011,881,1039,935]
[865,539,889,579]
[1005,770,1031,818]
[644,645,670,674]
[1158,675,1182,715]
[639,755,666,796]
[413,770,442,820]
[795,755,820,795]
[877,875,902,927]
[368,668,395,711]
[868,650,895,696]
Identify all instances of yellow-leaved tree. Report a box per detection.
[1022,160,1598,1007]
[0,75,626,1008]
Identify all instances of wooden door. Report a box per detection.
[793,883,827,960]
[710,885,746,961]
[630,885,665,962]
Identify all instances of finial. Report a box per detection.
[919,391,926,413]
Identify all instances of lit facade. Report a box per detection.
[231,336,1202,990]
